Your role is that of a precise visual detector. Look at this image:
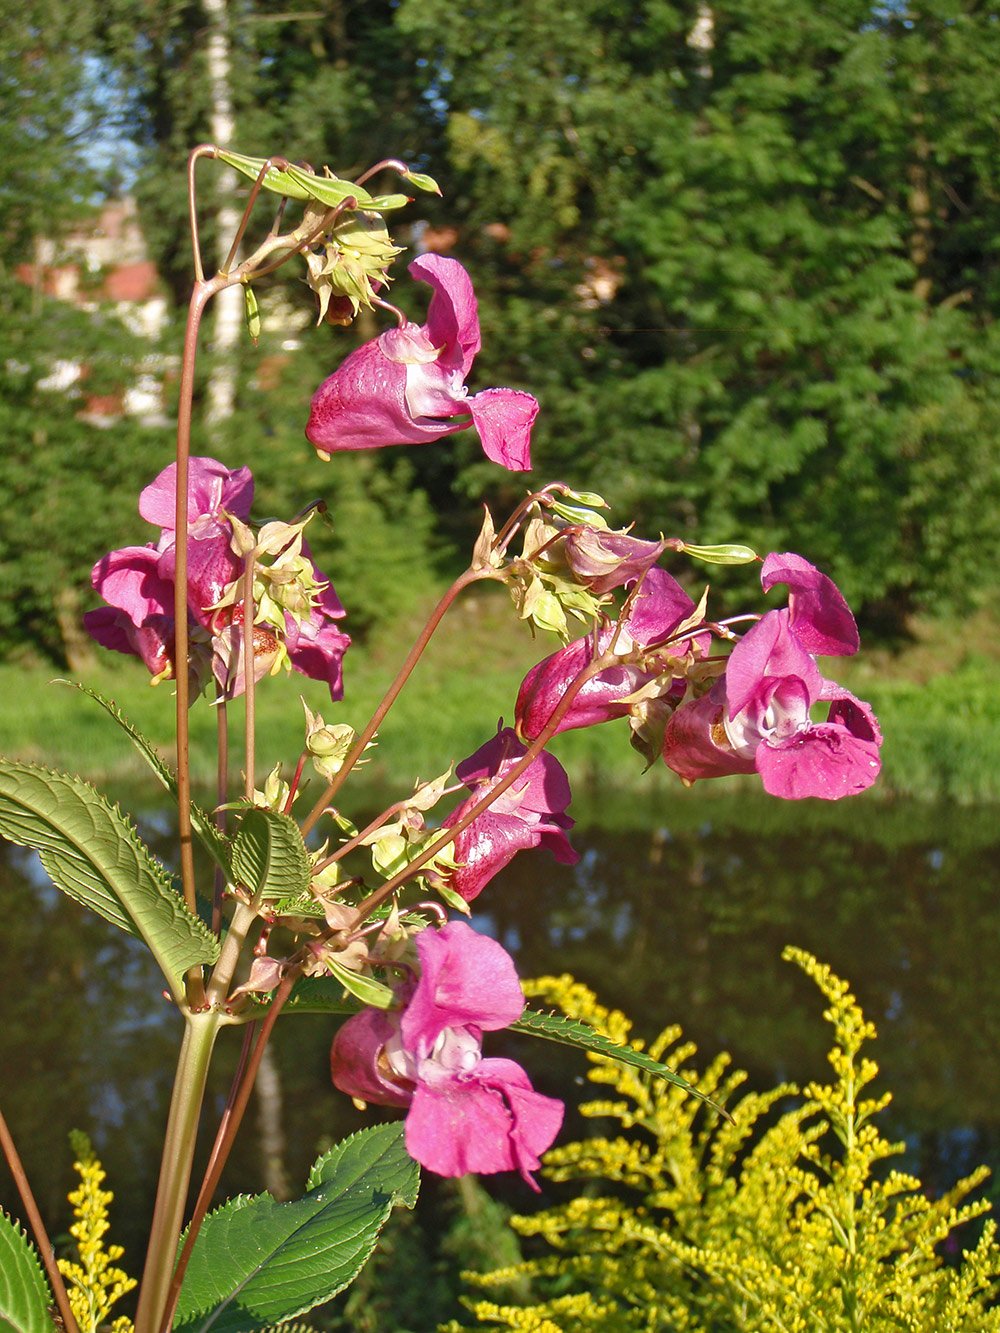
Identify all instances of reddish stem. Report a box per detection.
[299,567,496,837]
[349,645,614,929]
[0,1108,79,1333]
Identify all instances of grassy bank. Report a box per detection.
[1,588,997,806]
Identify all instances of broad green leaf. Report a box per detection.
[681,543,759,566]
[0,761,219,1000]
[231,808,311,901]
[175,1122,419,1332]
[61,684,232,878]
[512,1007,732,1120]
[0,1211,55,1333]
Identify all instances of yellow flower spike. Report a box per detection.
[56,1133,137,1333]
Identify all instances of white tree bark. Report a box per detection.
[203,0,243,425]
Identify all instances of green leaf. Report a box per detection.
[231,809,311,901]
[255,976,362,1016]
[60,684,232,878]
[175,1123,419,1332]
[681,543,759,566]
[512,1007,732,1120]
[324,957,395,1010]
[0,1211,55,1332]
[0,760,219,1000]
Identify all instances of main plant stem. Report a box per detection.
[134,1012,224,1333]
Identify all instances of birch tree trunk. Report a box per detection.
[203,0,243,425]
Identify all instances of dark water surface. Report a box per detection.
[1,789,998,1277]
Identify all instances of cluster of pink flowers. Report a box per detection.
[85,457,350,701]
[86,253,882,1189]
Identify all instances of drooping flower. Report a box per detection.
[330,921,563,1186]
[439,725,578,902]
[84,457,350,700]
[662,556,881,800]
[306,254,538,471]
[515,567,706,740]
[561,527,668,596]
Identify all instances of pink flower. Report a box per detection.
[662,556,881,800]
[441,726,578,901]
[306,255,538,471]
[85,458,350,700]
[330,922,563,1187]
[516,568,705,740]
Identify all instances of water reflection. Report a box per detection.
[1,791,998,1266]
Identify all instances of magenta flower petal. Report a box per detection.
[761,552,859,658]
[306,339,450,451]
[447,807,577,902]
[138,457,254,530]
[330,1009,411,1109]
[409,253,481,377]
[754,720,882,800]
[725,611,823,721]
[405,1058,562,1187]
[157,528,243,629]
[402,922,524,1051]
[662,683,756,782]
[456,726,573,817]
[467,388,536,471]
[83,607,175,678]
[516,636,650,740]
[284,582,351,701]
[91,546,174,624]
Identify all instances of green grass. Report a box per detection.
[2,587,998,807]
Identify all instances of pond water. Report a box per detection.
[1,789,998,1291]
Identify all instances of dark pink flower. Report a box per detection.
[306,255,538,471]
[516,568,704,740]
[662,608,881,799]
[329,922,563,1186]
[441,726,578,901]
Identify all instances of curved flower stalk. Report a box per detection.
[330,921,563,1187]
[436,725,579,902]
[662,554,882,799]
[85,458,350,701]
[306,254,538,471]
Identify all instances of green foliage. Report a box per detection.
[65,683,232,871]
[230,807,310,901]
[512,1007,728,1113]
[0,759,219,1000]
[174,1122,420,1333]
[460,955,1000,1329]
[397,0,1000,627]
[0,1211,53,1333]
